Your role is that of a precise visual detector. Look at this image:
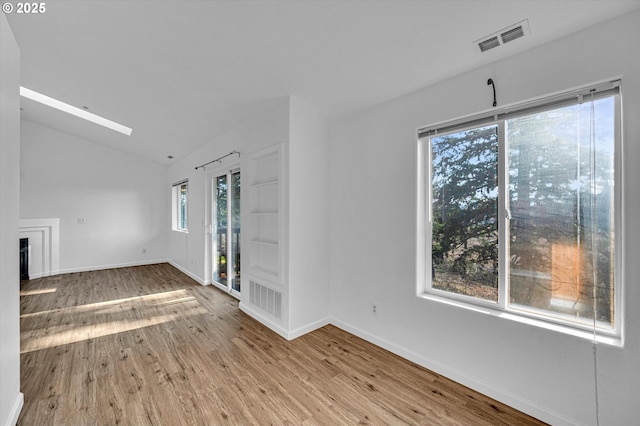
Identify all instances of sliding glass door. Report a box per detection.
[213,169,241,295]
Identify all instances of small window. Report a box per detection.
[418,81,621,339]
[172,180,189,232]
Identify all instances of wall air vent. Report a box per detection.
[475,19,530,53]
[249,280,283,321]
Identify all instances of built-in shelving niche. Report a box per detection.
[245,143,286,323]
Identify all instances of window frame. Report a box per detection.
[417,81,623,343]
[172,179,189,233]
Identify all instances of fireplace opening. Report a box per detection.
[20,238,29,281]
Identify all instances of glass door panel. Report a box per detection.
[214,175,228,286]
[213,169,241,295]
[230,171,241,292]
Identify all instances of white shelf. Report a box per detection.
[250,239,278,247]
[250,179,278,188]
[246,143,284,292]
[250,267,279,279]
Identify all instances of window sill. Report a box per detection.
[172,229,189,234]
[417,292,623,347]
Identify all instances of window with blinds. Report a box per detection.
[417,81,622,338]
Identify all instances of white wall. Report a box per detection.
[0,13,23,426]
[20,120,168,273]
[167,96,331,339]
[328,11,640,426]
[167,98,290,283]
[288,97,330,335]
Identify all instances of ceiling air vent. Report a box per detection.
[478,36,500,52]
[501,25,525,44]
[475,19,530,53]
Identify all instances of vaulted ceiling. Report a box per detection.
[7,0,640,164]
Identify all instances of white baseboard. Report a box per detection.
[239,301,330,341]
[35,259,208,288]
[239,302,291,340]
[58,259,167,275]
[166,260,206,285]
[3,392,23,426]
[25,271,57,279]
[288,317,331,340]
[330,318,577,426]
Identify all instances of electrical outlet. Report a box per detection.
[371,303,378,316]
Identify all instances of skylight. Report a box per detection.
[20,86,133,136]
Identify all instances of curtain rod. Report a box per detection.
[194,150,240,171]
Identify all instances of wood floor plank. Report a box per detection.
[19,263,546,425]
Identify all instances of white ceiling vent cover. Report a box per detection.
[475,19,530,53]
[501,25,525,44]
[478,36,501,52]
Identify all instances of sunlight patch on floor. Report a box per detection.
[20,288,57,296]
[20,289,189,319]
[20,289,207,353]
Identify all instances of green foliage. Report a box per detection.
[431,126,498,286]
[215,172,241,229]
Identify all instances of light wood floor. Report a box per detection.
[19,263,546,425]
